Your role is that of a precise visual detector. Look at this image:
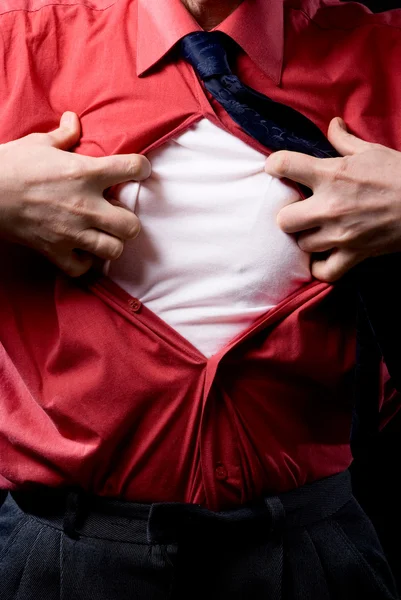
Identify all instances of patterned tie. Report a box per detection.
[180,31,338,159]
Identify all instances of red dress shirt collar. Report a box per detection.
[136,0,284,84]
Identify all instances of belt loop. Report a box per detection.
[63,488,87,540]
[264,496,285,534]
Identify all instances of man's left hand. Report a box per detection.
[264,117,401,282]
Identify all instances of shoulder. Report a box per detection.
[0,0,123,17]
[284,0,401,72]
[285,0,401,30]
[283,1,401,151]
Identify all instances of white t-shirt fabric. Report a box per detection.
[108,119,312,357]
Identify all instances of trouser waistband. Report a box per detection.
[11,470,352,544]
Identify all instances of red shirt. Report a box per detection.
[0,0,401,510]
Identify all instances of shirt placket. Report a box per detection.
[197,280,333,509]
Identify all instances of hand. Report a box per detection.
[0,112,151,277]
[264,117,401,282]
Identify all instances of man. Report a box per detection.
[1,0,401,598]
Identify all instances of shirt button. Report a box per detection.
[128,298,141,313]
[215,464,228,481]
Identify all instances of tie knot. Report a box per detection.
[180,31,232,80]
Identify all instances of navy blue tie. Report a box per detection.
[180,31,338,159]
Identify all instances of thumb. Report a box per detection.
[327,117,372,157]
[46,111,81,150]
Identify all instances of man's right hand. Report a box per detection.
[0,111,151,277]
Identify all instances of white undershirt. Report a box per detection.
[108,119,312,357]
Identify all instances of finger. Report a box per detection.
[46,112,82,150]
[91,153,152,188]
[297,228,334,253]
[327,117,373,157]
[277,197,324,233]
[92,201,141,240]
[311,248,359,282]
[265,150,322,188]
[74,229,125,261]
[50,249,94,278]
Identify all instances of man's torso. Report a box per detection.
[0,0,400,509]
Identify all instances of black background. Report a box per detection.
[350,0,400,10]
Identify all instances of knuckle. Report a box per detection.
[107,239,124,260]
[109,156,133,175]
[44,219,72,242]
[137,154,151,172]
[125,216,141,239]
[325,195,339,214]
[270,151,291,176]
[126,155,151,179]
[61,157,88,182]
[323,195,344,220]
[129,155,142,173]
[73,229,90,247]
[68,195,91,218]
[125,158,138,176]
[325,156,351,182]
[53,255,77,276]
[86,232,124,260]
[63,257,91,278]
[335,225,354,245]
